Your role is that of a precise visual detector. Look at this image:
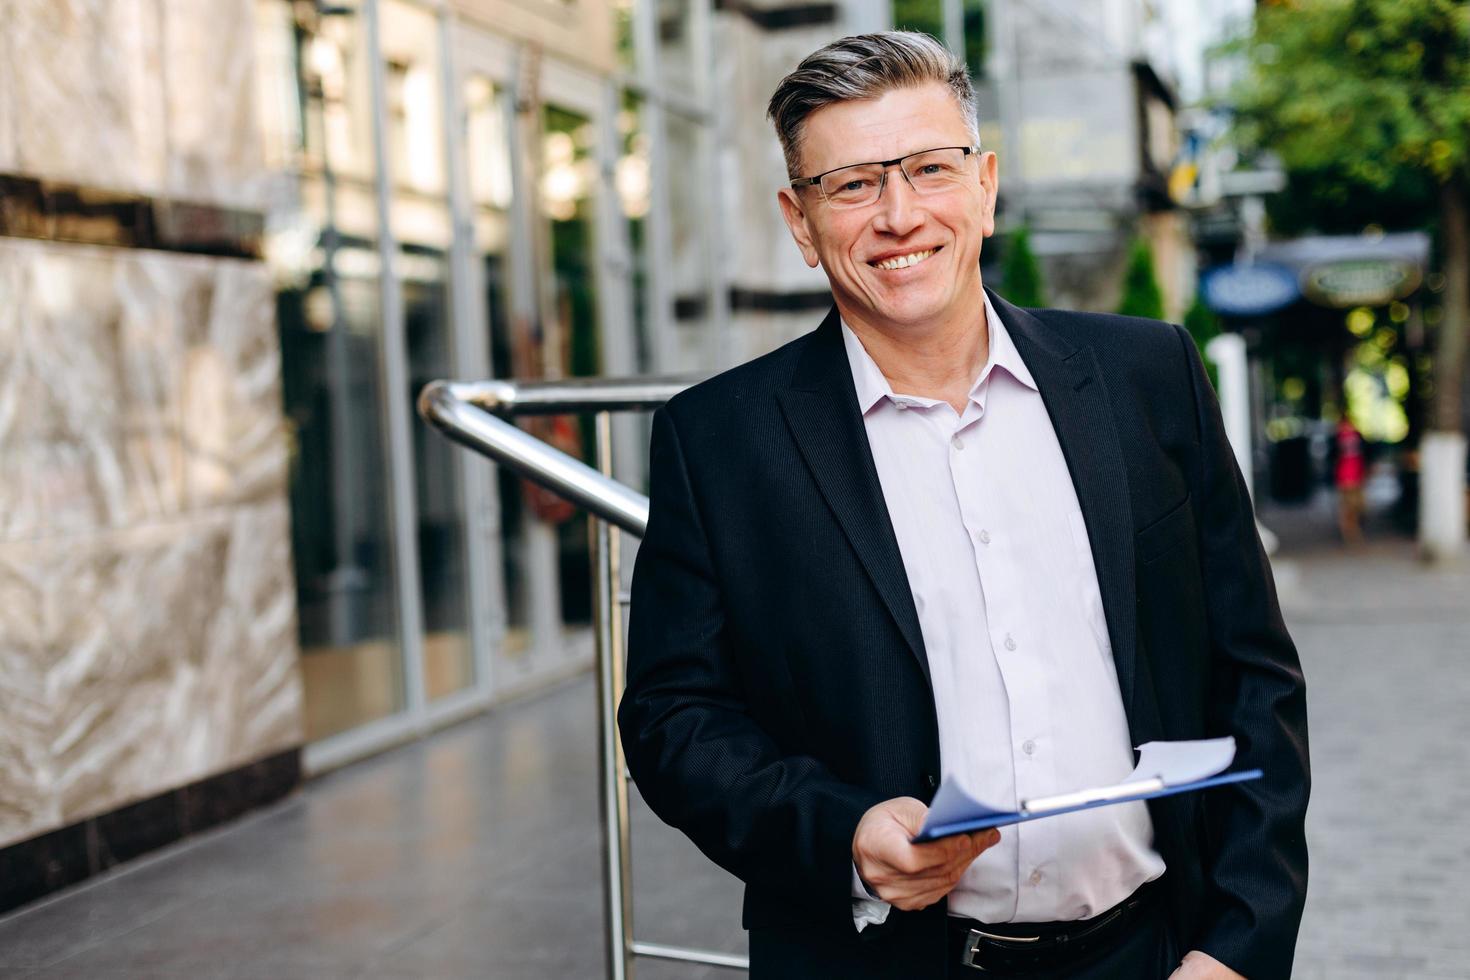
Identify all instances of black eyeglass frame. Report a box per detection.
[789,144,981,206]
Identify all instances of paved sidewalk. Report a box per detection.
[0,519,1465,977]
[1274,533,1470,980]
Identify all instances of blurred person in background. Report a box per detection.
[620,31,1308,980]
[1334,417,1367,546]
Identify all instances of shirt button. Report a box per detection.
[895,401,908,410]
[1022,739,1036,756]
[951,434,964,451]
[1004,634,1017,651]
[1029,869,1044,886]
[978,529,991,544]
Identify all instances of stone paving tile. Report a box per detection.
[1274,530,1470,980]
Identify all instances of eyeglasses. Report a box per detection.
[791,145,979,210]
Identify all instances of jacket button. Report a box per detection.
[924,772,938,790]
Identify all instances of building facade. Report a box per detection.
[0,0,1193,910]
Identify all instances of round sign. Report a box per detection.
[1202,264,1300,317]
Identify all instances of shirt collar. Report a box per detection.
[839,289,1039,416]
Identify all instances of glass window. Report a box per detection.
[463,73,531,659]
[540,103,600,630]
[381,0,474,703]
[616,90,654,373]
[892,0,945,40]
[380,0,446,198]
[257,0,405,741]
[655,0,698,97]
[964,0,986,77]
[665,111,712,363]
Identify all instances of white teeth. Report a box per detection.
[873,248,936,271]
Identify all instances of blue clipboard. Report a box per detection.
[910,769,1263,843]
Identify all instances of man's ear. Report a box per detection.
[777,187,822,268]
[977,150,999,239]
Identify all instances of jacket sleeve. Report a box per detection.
[1172,324,1311,980]
[618,405,885,930]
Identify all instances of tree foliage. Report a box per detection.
[1001,226,1046,307]
[1230,0,1470,191]
[1228,0,1470,440]
[1116,238,1166,321]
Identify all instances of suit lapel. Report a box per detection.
[777,307,932,690]
[989,288,1139,720]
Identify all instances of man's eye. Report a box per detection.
[842,179,870,192]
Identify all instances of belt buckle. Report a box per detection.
[961,928,1041,971]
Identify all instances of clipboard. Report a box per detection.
[911,737,1262,844]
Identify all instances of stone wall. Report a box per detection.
[0,0,302,852]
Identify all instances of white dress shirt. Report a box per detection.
[844,291,1165,930]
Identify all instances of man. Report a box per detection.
[618,31,1308,980]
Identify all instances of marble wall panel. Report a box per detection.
[0,241,290,542]
[0,240,129,451]
[8,0,168,196]
[0,539,56,837]
[0,0,17,174]
[179,259,290,510]
[160,0,265,209]
[0,500,302,846]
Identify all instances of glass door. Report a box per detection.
[452,31,618,698]
[379,0,479,707]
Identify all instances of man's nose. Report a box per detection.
[873,166,923,234]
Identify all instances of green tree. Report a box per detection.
[1116,238,1165,320]
[1001,226,1046,307]
[1184,293,1222,390]
[1228,0,1470,555]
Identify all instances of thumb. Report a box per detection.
[885,796,930,834]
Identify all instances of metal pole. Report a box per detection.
[364,0,429,718]
[592,411,635,980]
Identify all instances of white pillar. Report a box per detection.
[1206,333,1252,496]
[1419,431,1468,563]
[1208,332,1278,555]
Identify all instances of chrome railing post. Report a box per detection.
[592,411,636,980]
[420,374,753,975]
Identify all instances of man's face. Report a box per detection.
[777,83,998,334]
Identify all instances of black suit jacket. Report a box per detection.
[618,288,1309,979]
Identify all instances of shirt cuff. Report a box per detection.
[850,862,892,932]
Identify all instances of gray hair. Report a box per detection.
[766,31,979,180]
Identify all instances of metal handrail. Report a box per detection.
[437,374,706,417]
[417,375,712,535]
[419,373,746,979]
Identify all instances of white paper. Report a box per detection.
[916,737,1238,840]
[1126,737,1236,785]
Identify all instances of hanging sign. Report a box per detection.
[1202,263,1300,317]
[1301,258,1420,308]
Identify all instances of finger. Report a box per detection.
[875,835,990,878]
[869,859,974,899]
[891,883,955,911]
[869,867,960,894]
[880,844,956,876]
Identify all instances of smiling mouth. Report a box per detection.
[869,246,942,271]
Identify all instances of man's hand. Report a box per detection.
[852,797,1001,911]
[1169,951,1247,979]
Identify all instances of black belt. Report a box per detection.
[946,878,1162,975]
